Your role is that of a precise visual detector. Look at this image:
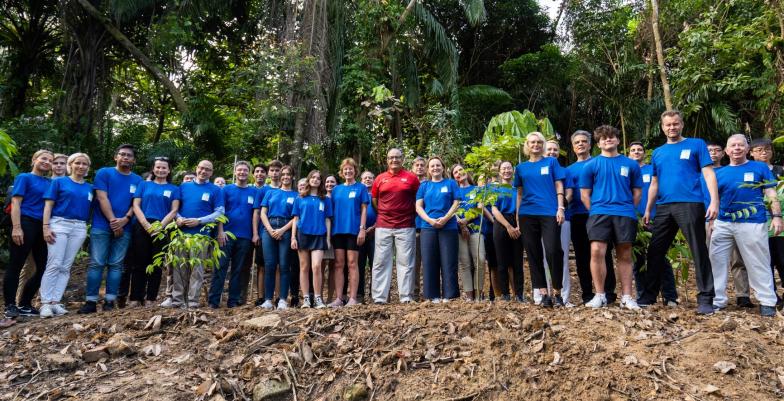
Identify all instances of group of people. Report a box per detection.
[3,109,783,324]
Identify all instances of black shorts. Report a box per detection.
[332,234,359,251]
[297,232,328,251]
[586,214,637,244]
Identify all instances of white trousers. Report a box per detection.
[40,217,88,303]
[371,227,416,303]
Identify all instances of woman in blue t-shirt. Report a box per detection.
[354,170,377,302]
[416,157,461,302]
[451,163,487,301]
[257,165,297,310]
[515,132,567,307]
[329,158,369,307]
[491,161,524,301]
[39,153,93,318]
[291,170,333,309]
[5,150,53,318]
[128,157,180,307]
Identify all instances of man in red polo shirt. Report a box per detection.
[371,148,420,303]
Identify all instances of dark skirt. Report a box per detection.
[297,232,328,251]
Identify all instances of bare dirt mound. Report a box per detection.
[2,300,784,401]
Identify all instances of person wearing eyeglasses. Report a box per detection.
[370,148,420,304]
[78,144,142,314]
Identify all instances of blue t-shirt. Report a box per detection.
[260,188,297,219]
[252,185,272,209]
[222,184,257,240]
[514,157,566,216]
[579,155,642,219]
[638,164,656,218]
[91,167,142,233]
[492,184,516,215]
[292,195,333,235]
[716,161,774,223]
[11,173,51,220]
[416,179,459,230]
[566,160,591,216]
[331,182,371,235]
[365,187,377,228]
[134,181,180,221]
[456,185,480,233]
[179,181,224,235]
[44,177,93,221]
[651,138,712,204]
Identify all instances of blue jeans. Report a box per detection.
[262,217,292,301]
[209,237,252,307]
[420,228,459,300]
[86,229,132,302]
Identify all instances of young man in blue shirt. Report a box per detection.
[79,144,142,314]
[170,160,225,308]
[709,134,781,316]
[641,110,718,315]
[209,161,256,308]
[579,125,642,310]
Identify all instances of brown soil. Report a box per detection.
[2,264,784,401]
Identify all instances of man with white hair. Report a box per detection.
[709,134,781,316]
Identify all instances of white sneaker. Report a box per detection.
[159,298,173,308]
[621,295,641,311]
[314,296,326,309]
[441,298,450,304]
[533,291,543,305]
[430,298,441,304]
[277,300,288,310]
[52,304,68,316]
[260,300,274,310]
[585,294,607,308]
[40,304,54,318]
[301,296,312,309]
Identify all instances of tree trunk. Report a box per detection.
[75,0,188,114]
[650,0,673,110]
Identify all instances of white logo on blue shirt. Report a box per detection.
[201,193,210,202]
[247,196,254,204]
[287,197,294,204]
[643,174,651,183]
[163,190,172,198]
[88,192,93,201]
[744,172,755,182]
[540,166,549,175]
[130,185,136,194]
[620,166,629,177]
[319,201,324,211]
[440,186,448,193]
[680,149,691,160]
[349,191,356,198]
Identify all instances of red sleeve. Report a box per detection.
[371,174,381,199]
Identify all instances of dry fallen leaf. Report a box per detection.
[703,384,720,394]
[713,361,736,374]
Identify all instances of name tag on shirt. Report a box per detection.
[287,197,294,204]
[163,190,172,198]
[349,191,356,198]
[540,166,549,175]
[247,196,254,204]
[680,149,691,159]
[88,192,93,201]
[130,185,136,194]
[201,193,210,202]
[440,186,448,193]
[643,174,651,183]
[620,166,629,177]
[744,172,755,182]
[319,202,324,211]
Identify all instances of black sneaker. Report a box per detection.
[501,294,511,301]
[103,301,115,311]
[515,295,525,303]
[541,295,554,308]
[736,296,755,308]
[253,298,265,307]
[78,301,97,314]
[116,297,127,309]
[760,305,776,317]
[553,295,565,307]
[18,305,39,316]
[4,305,20,318]
[289,297,300,307]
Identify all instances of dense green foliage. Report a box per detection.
[1,0,783,178]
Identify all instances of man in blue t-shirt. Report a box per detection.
[579,125,642,310]
[209,161,255,308]
[641,110,718,315]
[628,142,677,306]
[709,134,781,316]
[567,130,617,305]
[79,144,142,314]
[170,160,225,308]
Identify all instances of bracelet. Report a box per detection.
[12,224,21,228]
[558,206,565,211]
[773,214,782,218]
[556,193,564,196]
[43,224,49,226]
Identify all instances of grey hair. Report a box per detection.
[571,130,592,145]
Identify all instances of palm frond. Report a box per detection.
[413,3,458,94]
[461,0,486,27]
